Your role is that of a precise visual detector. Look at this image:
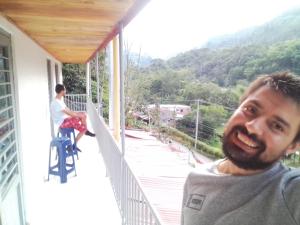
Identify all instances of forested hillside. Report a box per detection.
[62,7,300,163]
[205,8,300,49]
[132,7,300,100]
[168,39,300,86]
[125,7,300,150]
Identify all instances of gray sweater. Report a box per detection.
[181,160,300,225]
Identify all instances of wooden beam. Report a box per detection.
[86,0,150,62]
[0,0,150,63]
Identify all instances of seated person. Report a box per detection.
[50,84,95,151]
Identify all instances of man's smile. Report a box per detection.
[231,130,261,155]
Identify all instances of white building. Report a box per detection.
[0,1,150,224]
[148,104,191,125]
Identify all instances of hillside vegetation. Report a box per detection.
[62,7,300,165]
[125,8,300,152]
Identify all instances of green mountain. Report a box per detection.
[130,6,300,108]
[122,7,300,161]
[205,8,300,49]
[164,7,300,86]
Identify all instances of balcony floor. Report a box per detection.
[24,131,121,225]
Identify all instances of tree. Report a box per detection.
[62,51,110,118]
[62,64,86,94]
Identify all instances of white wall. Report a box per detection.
[0,16,62,224]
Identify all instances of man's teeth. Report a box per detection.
[237,132,258,148]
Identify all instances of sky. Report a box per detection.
[124,0,300,59]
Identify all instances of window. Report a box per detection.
[0,31,19,200]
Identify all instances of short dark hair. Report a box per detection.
[240,71,300,141]
[240,71,300,105]
[55,84,65,94]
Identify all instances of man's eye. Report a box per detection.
[271,122,284,132]
[243,105,256,115]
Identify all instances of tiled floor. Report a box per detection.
[23,126,212,225]
[24,134,121,225]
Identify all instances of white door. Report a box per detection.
[0,30,25,225]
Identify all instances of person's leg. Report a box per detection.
[73,121,88,151]
[60,117,86,151]
[76,112,95,136]
[60,116,95,147]
[68,118,87,146]
[77,112,87,126]
[76,122,95,137]
[77,113,95,137]
[75,131,85,143]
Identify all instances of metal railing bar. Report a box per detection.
[87,99,163,225]
[137,186,140,225]
[131,174,134,225]
[141,191,145,224]
[123,161,163,224]
[64,94,87,112]
[145,206,148,225]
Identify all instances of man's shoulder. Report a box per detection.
[50,99,56,107]
[280,167,300,224]
[51,99,66,113]
[185,160,221,182]
[50,99,59,107]
[51,98,59,104]
[281,167,300,190]
[51,98,65,106]
[280,167,300,202]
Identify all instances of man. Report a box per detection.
[50,84,95,151]
[181,72,300,225]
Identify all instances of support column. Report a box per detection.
[108,42,114,129]
[119,23,125,156]
[96,52,100,114]
[99,52,104,117]
[112,36,120,142]
[118,24,126,225]
[194,99,200,149]
[86,62,91,98]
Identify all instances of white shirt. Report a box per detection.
[50,98,68,126]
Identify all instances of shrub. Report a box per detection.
[162,126,224,159]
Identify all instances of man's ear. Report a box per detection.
[286,141,300,155]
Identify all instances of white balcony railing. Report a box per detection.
[87,99,163,225]
[65,94,87,112]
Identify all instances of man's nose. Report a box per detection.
[245,118,264,136]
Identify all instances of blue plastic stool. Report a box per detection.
[48,137,77,183]
[58,127,79,159]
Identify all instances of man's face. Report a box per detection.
[222,86,300,170]
[61,88,66,96]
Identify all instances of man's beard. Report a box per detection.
[222,125,280,170]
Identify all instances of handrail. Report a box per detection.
[64,94,87,112]
[87,99,163,225]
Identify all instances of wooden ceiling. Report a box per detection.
[0,0,149,63]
